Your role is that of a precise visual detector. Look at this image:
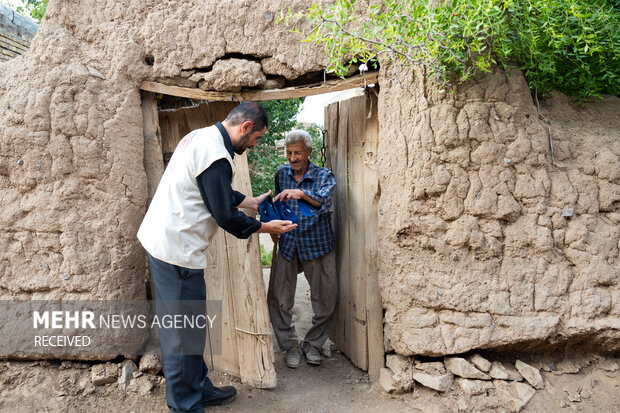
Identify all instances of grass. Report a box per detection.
[260,244,273,267]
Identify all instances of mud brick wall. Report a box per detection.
[0,0,324,304]
[0,0,617,358]
[377,66,620,356]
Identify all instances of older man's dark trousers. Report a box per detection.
[268,249,337,351]
[147,253,215,413]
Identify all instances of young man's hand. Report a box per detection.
[258,220,297,234]
[253,190,272,207]
[238,190,271,211]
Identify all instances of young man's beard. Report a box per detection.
[233,132,252,155]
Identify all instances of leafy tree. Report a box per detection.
[15,0,47,23]
[248,99,303,197]
[282,0,620,98]
[248,99,325,197]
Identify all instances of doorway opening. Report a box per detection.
[139,73,382,388]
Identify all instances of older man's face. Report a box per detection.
[286,141,312,173]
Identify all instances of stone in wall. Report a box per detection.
[190,58,266,92]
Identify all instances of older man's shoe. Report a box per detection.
[303,343,323,365]
[202,385,237,407]
[285,345,303,368]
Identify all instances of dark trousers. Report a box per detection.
[147,253,214,413]
[267,249,338,351]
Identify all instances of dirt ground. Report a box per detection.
[1,349,618,413]
[0,236,618,412]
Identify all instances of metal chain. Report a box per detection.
[320,129,327,166]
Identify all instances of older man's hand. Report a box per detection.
[273,189,304,202]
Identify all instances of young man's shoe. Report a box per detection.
[302,343,323,366]
[202,385,237,407]
[285,344,303,368]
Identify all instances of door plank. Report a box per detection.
[225,153,277,388]
[331,100,351,355]
[324,102,339,174]
[204,229,240,376]
[345,96,369,370]
[363,90,384,379]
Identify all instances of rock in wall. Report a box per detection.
[377,66,620,356]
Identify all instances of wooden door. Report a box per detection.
[324,89,383,380]
[141,93,276,388]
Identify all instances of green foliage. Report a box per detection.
[260,244,272,267]
[282,0,620,97]
[248,99,325,197]
[501,0,620,97]
[15,0,47,23]
[248,99,303,197]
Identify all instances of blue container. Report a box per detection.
[259,196,299,223]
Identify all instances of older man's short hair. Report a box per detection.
[285,129,313,150]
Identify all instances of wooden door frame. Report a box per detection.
[139,74,383,386]
[140,93,276,388]
[140,72,377,102]
[324,89,383,380]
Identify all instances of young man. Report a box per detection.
[137,102,296,413]
[269,129,338,368]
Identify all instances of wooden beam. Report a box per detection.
[140,91,165,209]
[140,72,379,101]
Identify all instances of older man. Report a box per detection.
[269,129,337,368]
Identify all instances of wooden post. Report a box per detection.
[346,96,369,370]
[140,91,165,205]
[140,90,165,308]
[363,90,384,380]
[226,153,277,388]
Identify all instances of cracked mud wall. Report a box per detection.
[0,0,326,359]
[1,0,618,360]
[377,66,620,356]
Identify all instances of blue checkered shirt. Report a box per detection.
[275,163,336,262]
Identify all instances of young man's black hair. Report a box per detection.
[224,101,268,132]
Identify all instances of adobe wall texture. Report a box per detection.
[0,0,325,357]
[0,0,617,358]
[377,66,620,356]
[0,0,324,303]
